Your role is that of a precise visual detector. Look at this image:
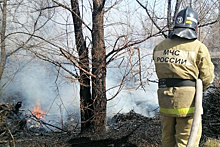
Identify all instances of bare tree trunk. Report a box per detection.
[71,0,107,133]
[167,0,172,35]
[198,0,202,41]
[91,0,107,132]
[70,0,92,133]
[218,0,220,48]
[190,0,193,7]
[218,0,220,77]
[173,0,182,22]
[0,0,7,82]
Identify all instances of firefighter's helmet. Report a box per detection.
[169,6,199,39]
[174,6,199,30]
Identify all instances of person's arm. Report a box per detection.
[196,44,215,90]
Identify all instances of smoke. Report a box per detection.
[106,67,158,117]
[1,54,158,124]
[1,59,80,122]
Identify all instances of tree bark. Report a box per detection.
[71,0,107,133]
[173,0,182,23]
[70,0,93,133]
[91,0,107,132]
[0,0,7,82]
[218,0,220,48]
[167,0,172,35]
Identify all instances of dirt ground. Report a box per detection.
[0,88,220,147]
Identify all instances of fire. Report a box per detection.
[32,99,45,120]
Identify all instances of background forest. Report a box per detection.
[0,0,220,146]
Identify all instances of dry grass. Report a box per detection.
[202,138,220,147]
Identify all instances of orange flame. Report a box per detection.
[32,99,45,120]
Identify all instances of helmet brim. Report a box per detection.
[169,28,197,40]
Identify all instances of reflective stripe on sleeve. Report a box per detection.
[159,107,195,115]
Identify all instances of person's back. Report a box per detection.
[153,6,214,147]
[154,36,214,89]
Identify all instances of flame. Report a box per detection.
[32,99,45,120]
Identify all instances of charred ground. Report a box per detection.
[0,87,220,147]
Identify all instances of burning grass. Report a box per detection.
[30,99,45,120]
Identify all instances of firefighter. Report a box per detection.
[153,6,214,147]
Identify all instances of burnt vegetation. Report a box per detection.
[0,88,220,147]
[202,86,220,141]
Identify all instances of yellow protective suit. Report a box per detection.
[153,36,214,147]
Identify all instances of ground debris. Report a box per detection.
[109,110,162,146]
[0,106,162,147]
[67,110,162,147]
[1,88,220,147]
[202,87,220,140]
[0,102,26,138]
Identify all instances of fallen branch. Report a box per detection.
[27,110,68,133]
[7,127,15,147]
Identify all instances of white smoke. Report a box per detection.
[1,53,158,125]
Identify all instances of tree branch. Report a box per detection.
[52,0,92,32]
[136,0,167,38]
[106,28,168,65]
[104,0,123,13]
[59,48,96,78]
[199,20,218,27]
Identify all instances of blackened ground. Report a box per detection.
[0,109,161,147]
[202,87,220,142]
[1,87,220,147]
